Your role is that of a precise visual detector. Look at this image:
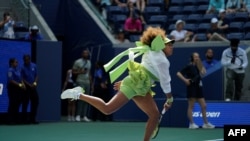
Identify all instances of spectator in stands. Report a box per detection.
[217,9,229,34]
[241,0,250,13]
[127,0,146,13]
[206,0,225,14]
[221,39,248,101]
[202,48,219,70]
[127,0,146,24]
[165,0,170,10]
[25,25,44,40]
[0,12,15,39]
[124,10,143,37]
[226,0,241,13]
[206,18,229,42]
[95,0,113,20]
[114,28,130,43]
[176,52,215,129]
[114,0,127,7]
[170,20,194,42]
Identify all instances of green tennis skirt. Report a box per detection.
[120,61,155,99]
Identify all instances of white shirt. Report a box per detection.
[221,47,248,73]
[141,50,171,94]
[129,0,137,3]
[170,30,187,41]
[3,20,15,39]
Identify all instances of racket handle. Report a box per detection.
[161,108,166,115]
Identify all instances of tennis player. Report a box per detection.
[61,27,174,141]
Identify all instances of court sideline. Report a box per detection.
[0,121,223,141]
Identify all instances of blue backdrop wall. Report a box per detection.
[36,41,62,122]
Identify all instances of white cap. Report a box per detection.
[219,9,226,14]
[211,18,218,23]
[31,25,39,30]
[175,19,185,28]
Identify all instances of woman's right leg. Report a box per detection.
[79,91,129,115]
[187,98,196,124]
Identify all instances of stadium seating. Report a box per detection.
[183,0,196,6]
[184,23,197,33]
[129,35,141,42]
[196,0,208,5]
[15,31,29,40]
[226,32,245,40]
[201,14,217,23]
[170,0,183,6]
[145,24,161,29]
[147,15,167,28]
[243,22,250,33]
[106,6,125,22]
[185,14,202,24]
[113,14,127,24]
[182,6,197,15]
[14,21,29,32]
[170,14,186,24]
[196,5,209,14]
[225,13,235,22]
[233,12,249,22]
[168,6,182,15]
[144,6,162,20]
[167,24,175,33]
[147,0,164,10]
[197,23,210,33]
[228,22,244,33]
[97,0,248,41]
[195,33,207,41]
[112,14,127,31]
[244,32,250,40]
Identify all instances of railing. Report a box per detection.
[10,0,57,41]
[84,0,112,32]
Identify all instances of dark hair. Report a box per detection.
[23,54,31,60]
[230,38,240,47]
[9,58,16,67]
[190,54,194,62]
[3,12,10,18]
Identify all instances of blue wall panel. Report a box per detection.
[36,41,62,121]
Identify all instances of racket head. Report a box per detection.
[151,109,166,139]
[151,123,159,139]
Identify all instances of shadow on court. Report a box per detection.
[0,122,223,141]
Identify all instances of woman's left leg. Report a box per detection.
[132,93,160,141]
[197,98,208,124]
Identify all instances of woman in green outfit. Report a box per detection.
[61,26,175,141]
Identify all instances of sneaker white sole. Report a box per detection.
[61,86,84,100]
[189,127,199,129]
[73,86,85,93]
[202,126,215,129]
[61,89,78,99]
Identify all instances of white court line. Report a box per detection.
[203,139,224,141]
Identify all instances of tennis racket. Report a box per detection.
[151,108,167,139]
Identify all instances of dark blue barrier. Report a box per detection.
[36,41,62,122]
[0,40,62,123]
